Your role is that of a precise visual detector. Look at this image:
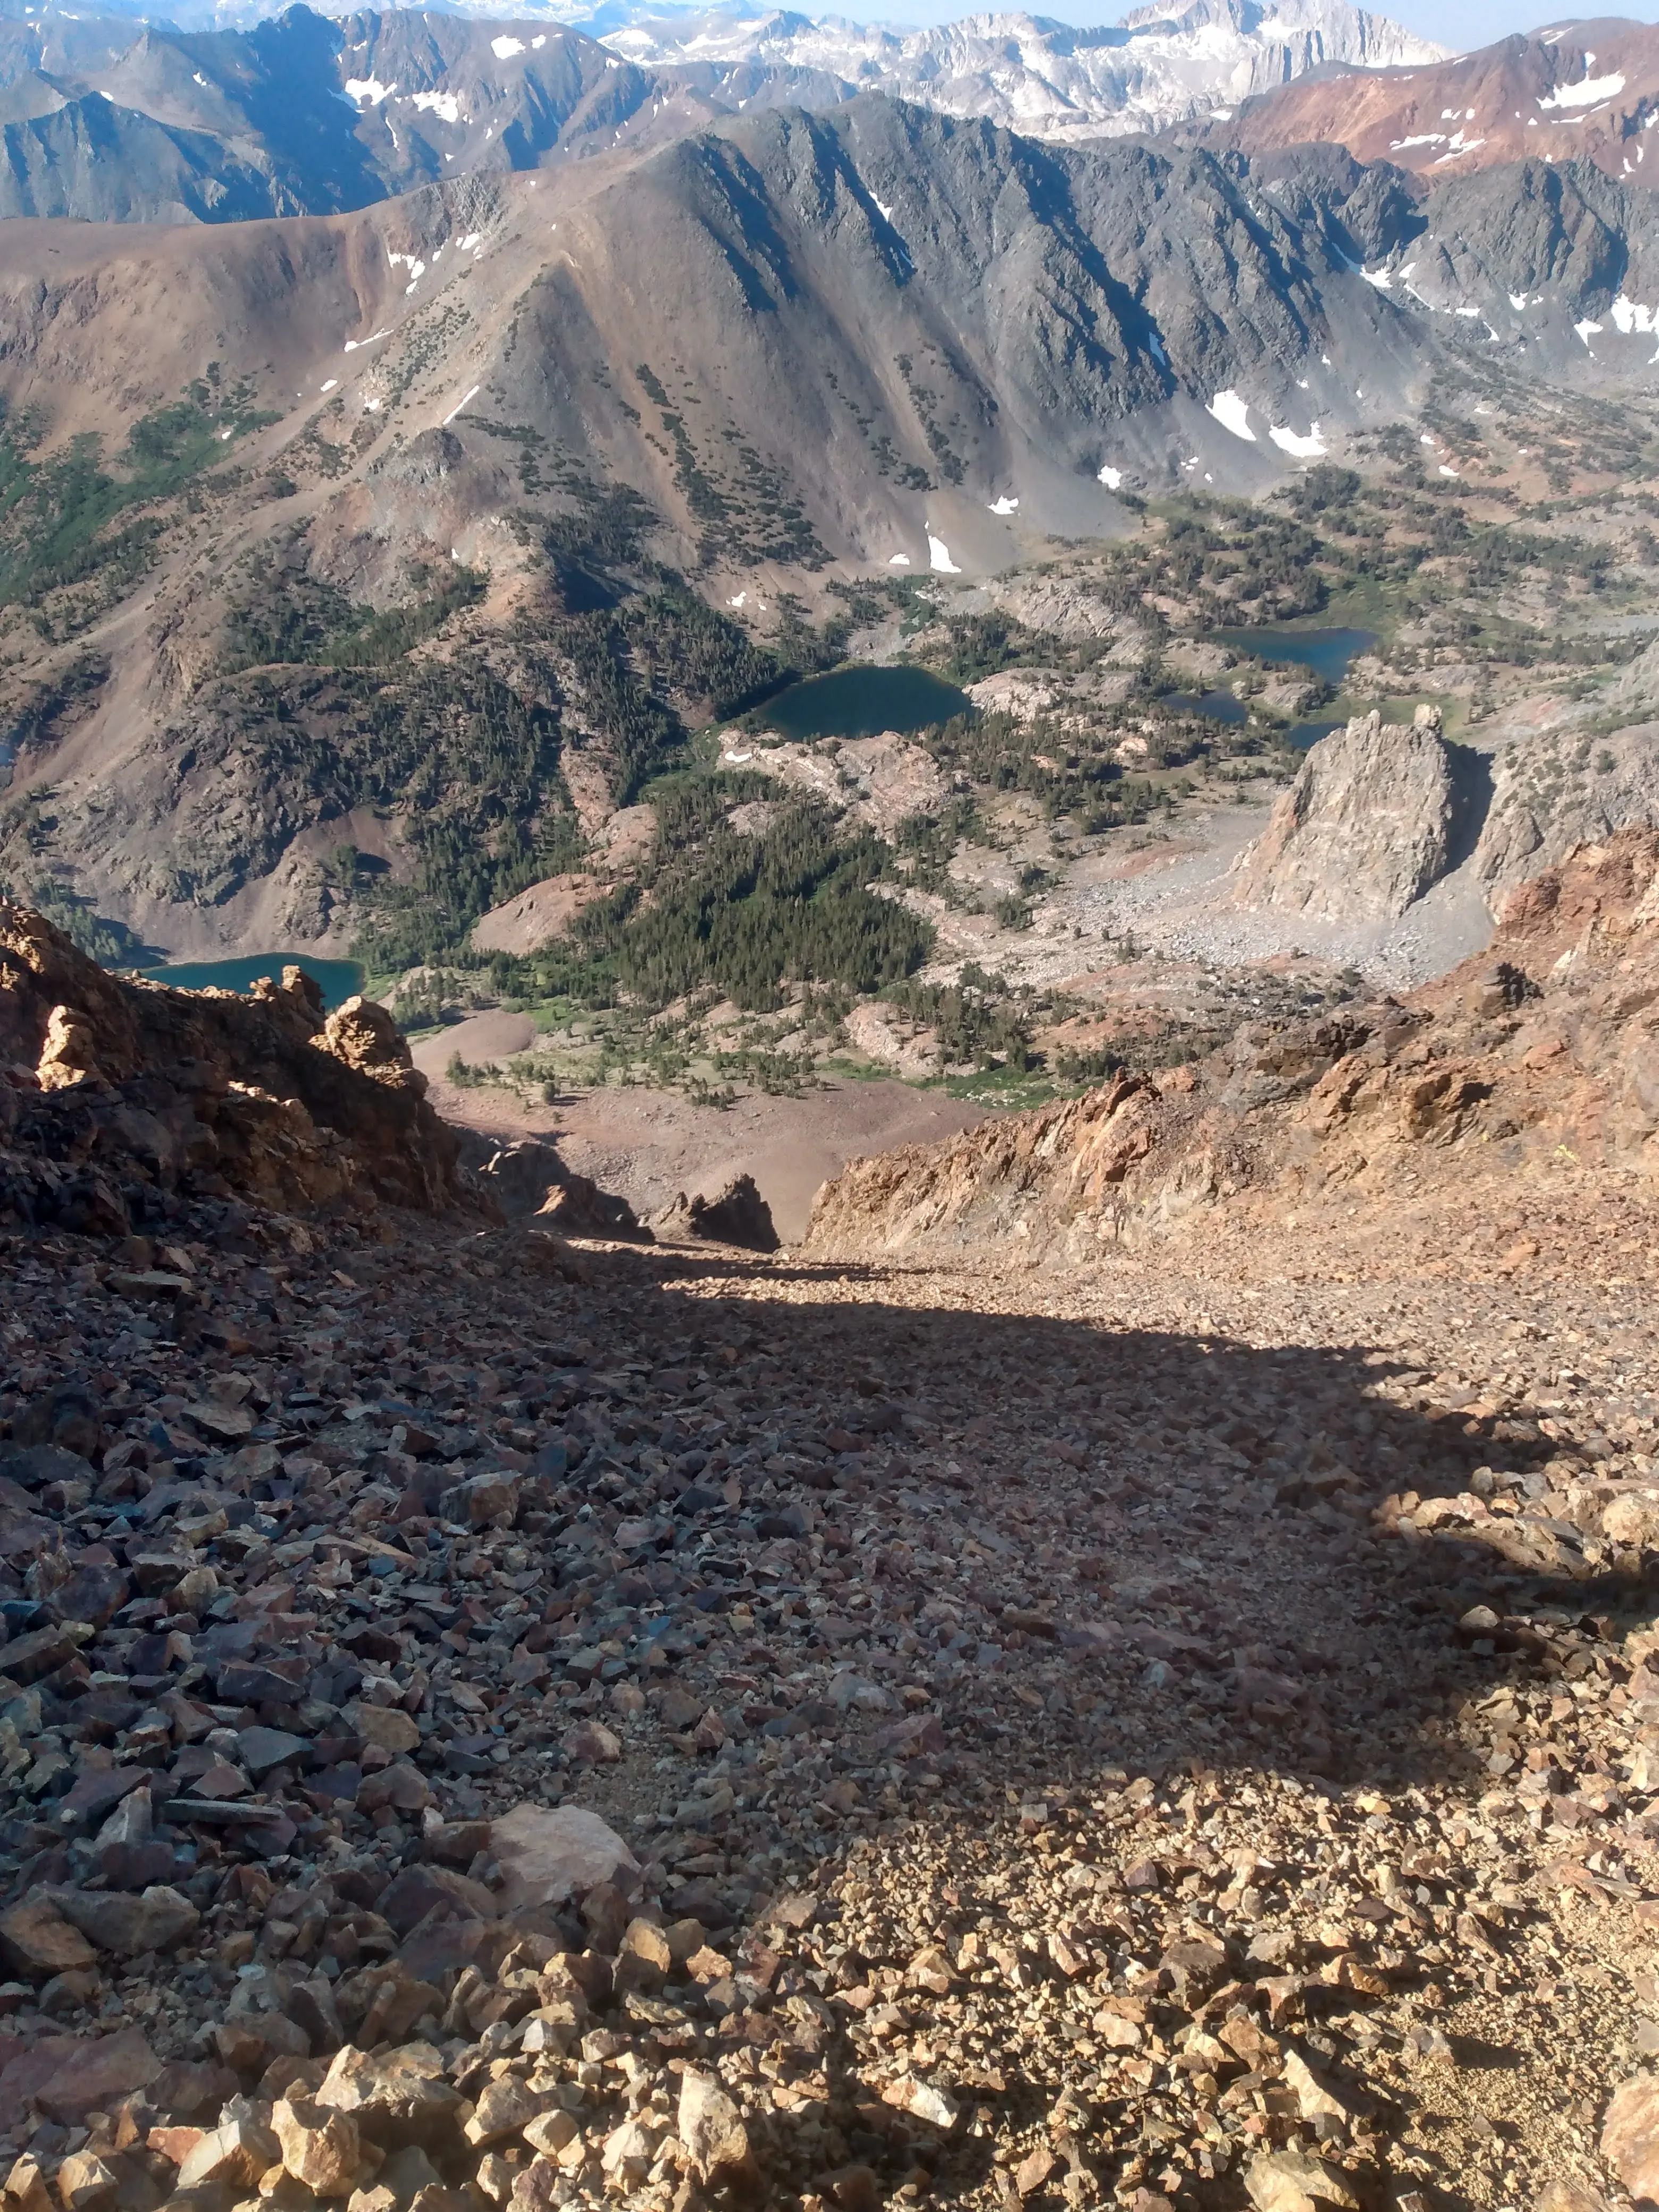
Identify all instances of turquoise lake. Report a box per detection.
[139,954,365,1009]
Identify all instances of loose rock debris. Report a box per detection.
[0,1188,1655,2212]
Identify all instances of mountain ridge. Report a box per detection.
[1202,13,1659,180]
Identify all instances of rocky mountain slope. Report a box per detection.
[803,826,1659,1259]
[2,831,1659,2210]
[601,0,1446,148]
[1206,14,1659,182]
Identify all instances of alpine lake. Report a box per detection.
[756,664,971,741]
[1189,624,1380,750]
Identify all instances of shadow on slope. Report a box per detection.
[573,1239,1641,1813]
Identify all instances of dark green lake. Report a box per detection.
[139,954,365,1010]
[761,664,970,742]
[1164,689,1248,726]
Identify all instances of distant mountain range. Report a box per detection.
[596,0,1446,145]
[0,0,1447,223]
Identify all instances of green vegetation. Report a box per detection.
[0,376,272,626]
[569,799,931,1013]
[632,362,829,571]
[883,965,1036,1071]
[221,557,486,673]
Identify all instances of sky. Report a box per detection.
[796,0,1659,54]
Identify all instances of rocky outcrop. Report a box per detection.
[806,828,1659,1260]
[0,902,466,1231]
[654,1174,780,1252]
[473,1137,650,1242]
[1232,705,1478,922]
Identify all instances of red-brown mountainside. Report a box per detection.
[803,828,1659,1262]
[1206,16,1659,179]
[0,903,465,1228]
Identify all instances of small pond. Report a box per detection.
[1206,624,1377,688]
[138,954,365,1010]
[759,664,970,742]
[1163,689,1248,726]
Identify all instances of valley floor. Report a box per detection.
[4,1167,1657,2210]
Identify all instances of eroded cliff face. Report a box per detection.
[0,903,466,1231]
[803,828,1659,1261]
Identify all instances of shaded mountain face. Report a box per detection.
[1204,14,1659,182]
[1251,147,1659,364]
[0,3,695,220]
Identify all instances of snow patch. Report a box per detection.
[532,31,546,45]
[1610,294,1658,334]
[1432,130,1485,159]
[1508,292,1528,311]
[872,194,895,222]
[727,592,746,607]
[1097,464,1123,490]
[491,34,525,57]
[987,495,1019,515]
[1360,265,1393,290]
[442,383,481,426]
[192,69,208,86]
[1574,319,1603,347]
[927,534,961,575]
[410,90,462,122]
[1206,389,1255,441]
[320,379,338,393]
[1539,66,1626,110]
[887,554,911,566]
[1269,421,1325,458]
[345,75,393,103]
[344,329,391,353]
